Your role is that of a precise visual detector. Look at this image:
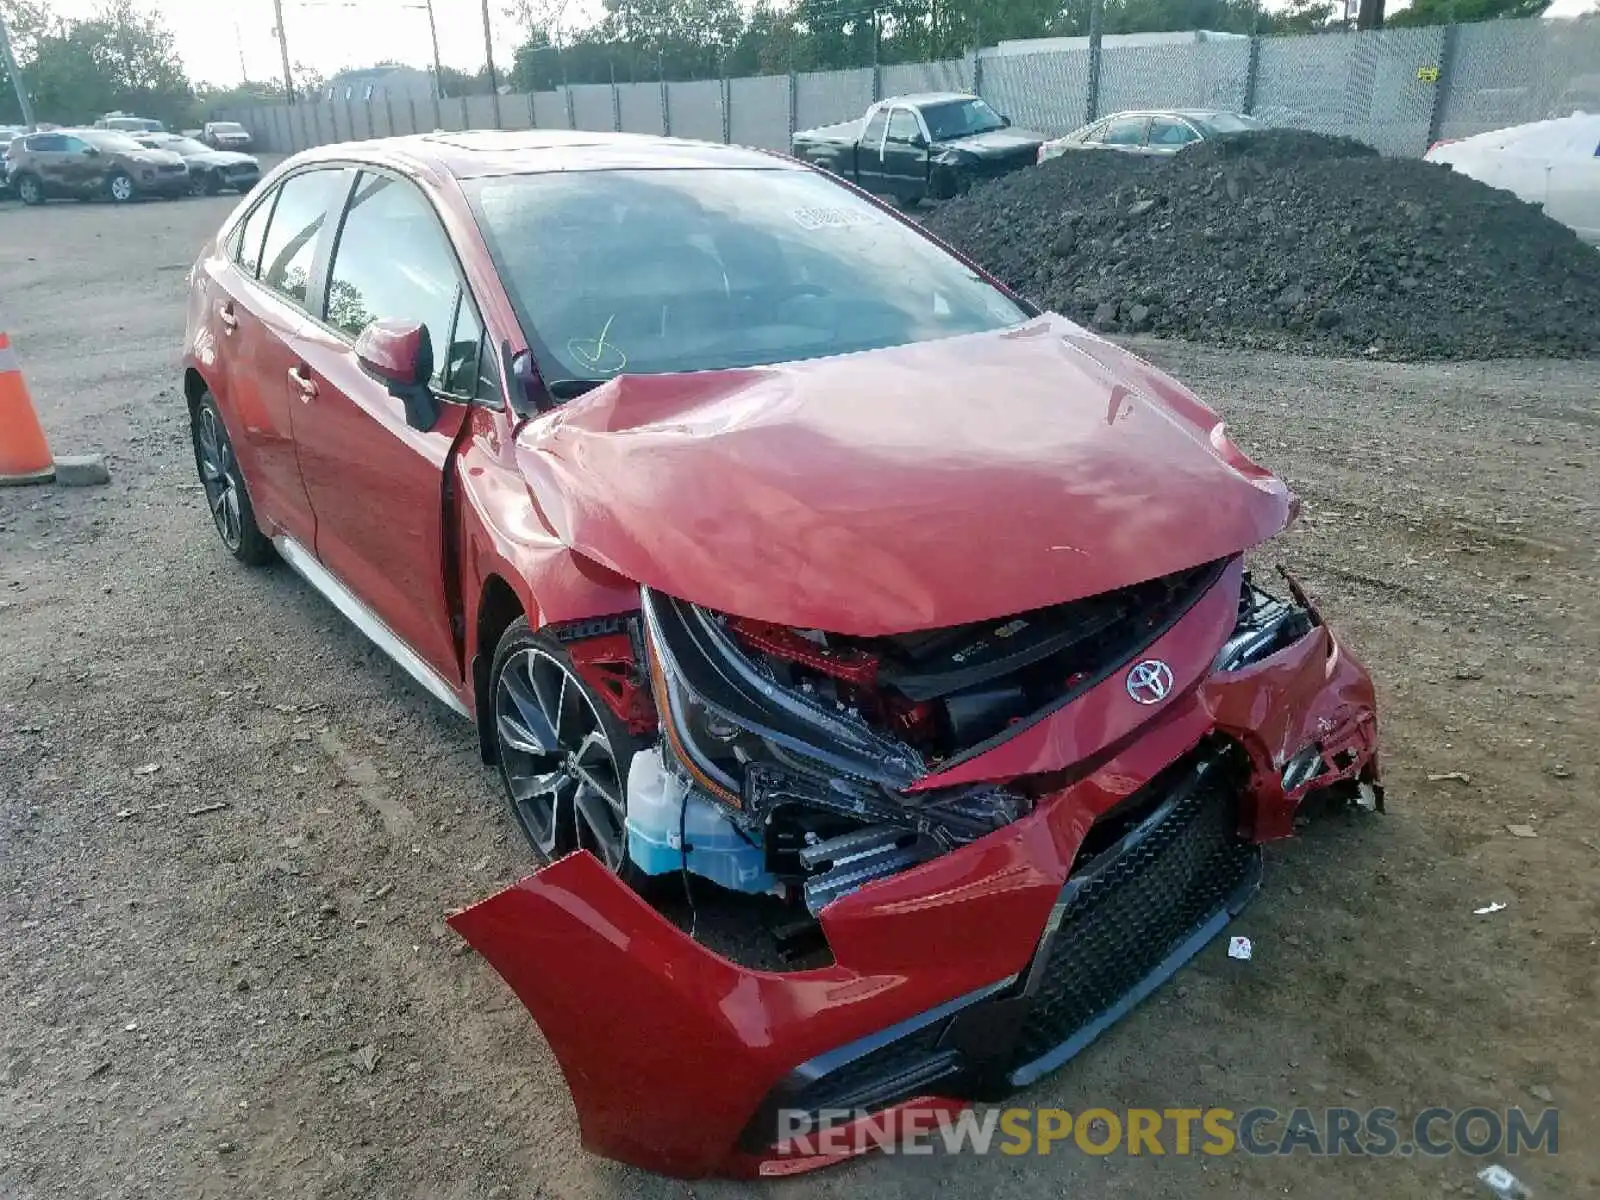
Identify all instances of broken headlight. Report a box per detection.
[1212,574,1317,673]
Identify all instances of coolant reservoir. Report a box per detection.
[625,747,775,894]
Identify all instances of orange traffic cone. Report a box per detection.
[0,330,55,486]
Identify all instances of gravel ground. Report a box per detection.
[1,194,1596,1200]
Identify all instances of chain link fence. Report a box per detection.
[230,15,1600,162]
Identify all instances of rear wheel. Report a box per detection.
[15,172,44,206]
[107,171,135,204]
[490,620,648,885]
[191,392,274,565]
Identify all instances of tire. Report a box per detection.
[107,170,136,204]
[201,170,220,197]
[489,619,651,888]
[190,391,274,566]
[895,192,924,211]
[15,173,44,206]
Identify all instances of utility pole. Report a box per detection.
[271,0,296,102]
[480,0,501,125]
[0,12,36,128]
[425,0,446,100]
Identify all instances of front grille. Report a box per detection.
[157,163,186,174]
[1009,753,1258,1077]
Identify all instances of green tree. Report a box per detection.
[1389,0,1549,24]
[0,0,192,127]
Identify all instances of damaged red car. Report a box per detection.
[181,130,1382,1179]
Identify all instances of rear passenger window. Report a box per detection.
[258,168,352,307]
[1100,118,1148,147]
[232,194,276,278]
[325,172,468,393]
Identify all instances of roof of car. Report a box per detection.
[877,92,976,107]
[291,129,800,180]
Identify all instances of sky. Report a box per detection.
[51,0,559,87]
[49,0,1600,88]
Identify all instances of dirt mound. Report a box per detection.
[925,131,1600,360]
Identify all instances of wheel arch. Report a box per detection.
[182,366,210,418]
[472,572,528,764]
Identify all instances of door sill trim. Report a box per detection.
[273,534,470,720]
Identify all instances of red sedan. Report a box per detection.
[181,130,1382,1178]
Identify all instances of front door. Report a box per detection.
[287,169,489,686]
[882,107,930,199]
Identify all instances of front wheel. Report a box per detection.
[489,620,649,886]
[107,171,136,204]
[191,392,274,565]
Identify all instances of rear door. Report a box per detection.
[288,169,490,685]
[207,167,353,549]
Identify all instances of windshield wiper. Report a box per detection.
[545,378,608,400]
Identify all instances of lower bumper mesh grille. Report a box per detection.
[1009,753,1259,1078]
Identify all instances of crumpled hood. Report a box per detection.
[941,127,1046,154]
[514,316,1291,635]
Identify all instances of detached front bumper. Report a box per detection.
[449,584,1379,1179]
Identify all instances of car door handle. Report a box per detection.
[288,365,318,401]
[217,301,238,332]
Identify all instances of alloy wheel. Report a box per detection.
[17,176,40,205]
[494,646,630,871]
[195,406,243,551]
[110,174,134,203]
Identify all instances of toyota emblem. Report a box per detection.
[1125,659,1175,705]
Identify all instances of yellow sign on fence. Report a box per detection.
[1417,65,1441,83]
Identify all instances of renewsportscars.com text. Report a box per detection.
[775,1105,1559,1158]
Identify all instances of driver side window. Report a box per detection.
[887,109,921,145]
[325,171,484,400]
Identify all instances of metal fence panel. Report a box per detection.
[1099,38,1251,115]
[465,94,500,129]
[1439,17,1600,141]
[978,49,1093,136]
[668,79,724,142]
[571,83,615,131]
[498,92,533,130]
[350,100,373,140]
[533,90,568,129]
[794,68,874,131]
[729,74,790,150]
[1257,26,1445,157]
[434,95,465,131]
[618,81,665,136]
[880,58,969,97]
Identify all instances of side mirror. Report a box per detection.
[83,145,101,157]
[911,132,929,148]
[1000,115,1012,128]
[356,318,439,431]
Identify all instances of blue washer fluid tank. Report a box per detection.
[625,747,776,894]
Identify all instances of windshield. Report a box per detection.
[465,167,1027,388]
[212,122,246,134]
[1194,113,1262,135]
[162,137,210,155]
[82,130,145,152]
[920,98,1006,141]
